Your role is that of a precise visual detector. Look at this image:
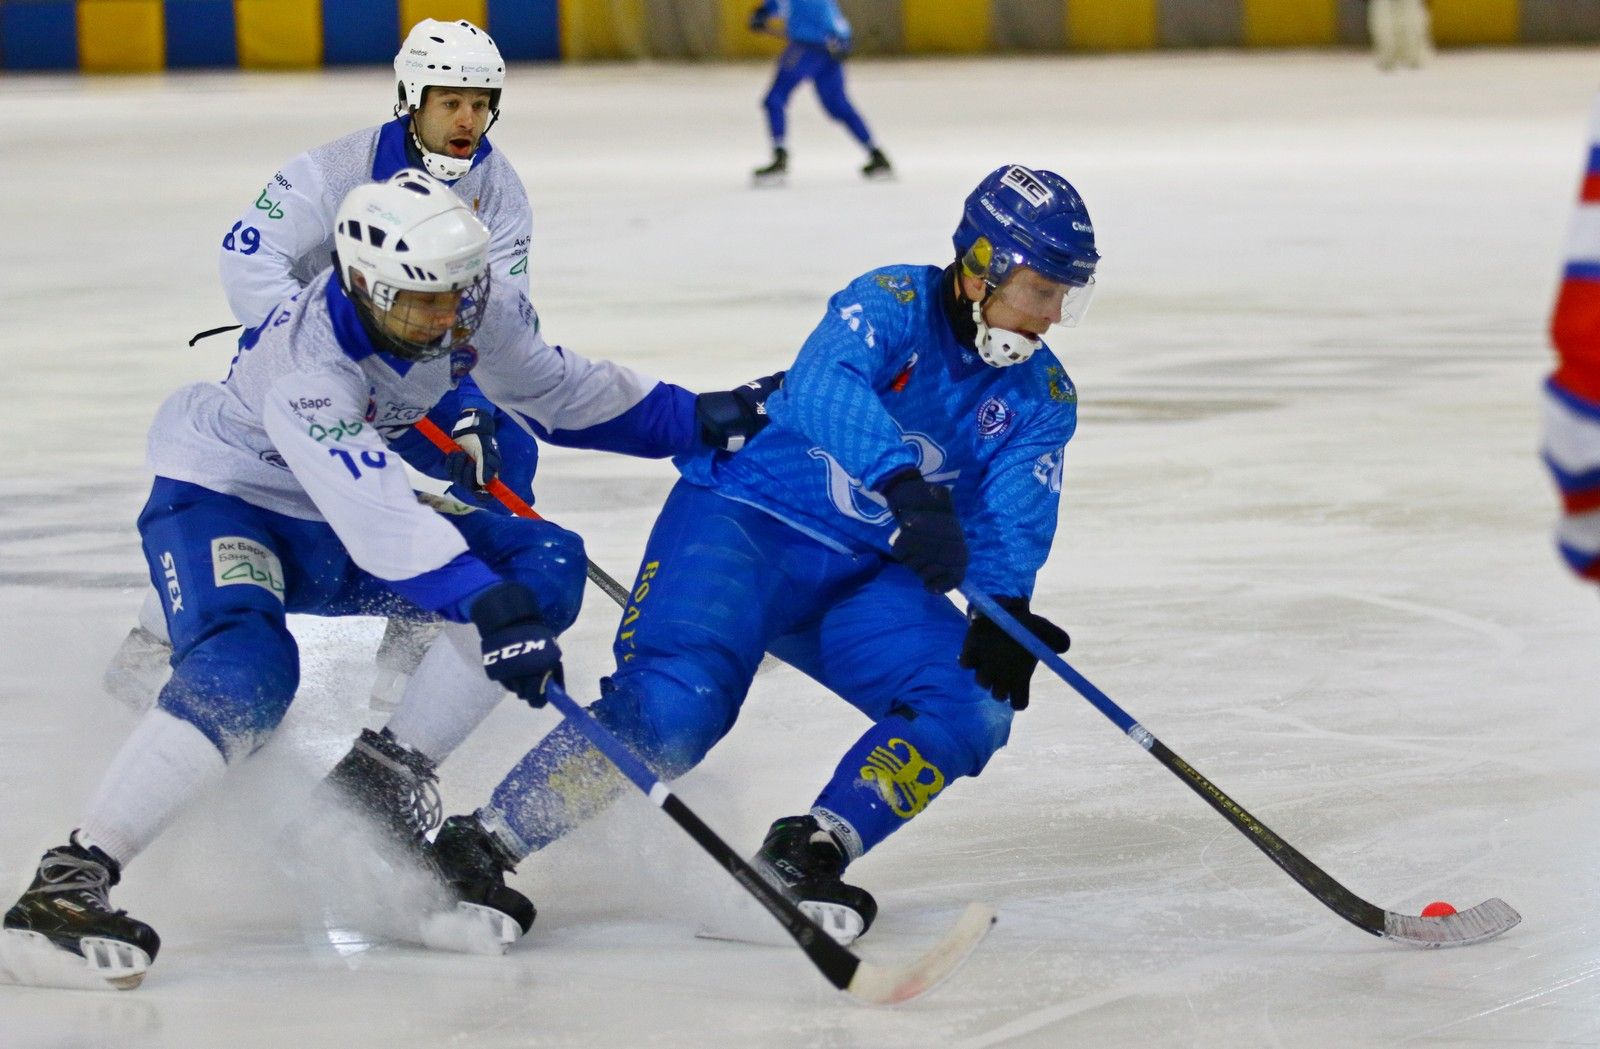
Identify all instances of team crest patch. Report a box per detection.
[450,347,478,385]
[1045,366,1077,405]
[874,273,917,304]
[976,396,1014,439]
[211,537,285,602]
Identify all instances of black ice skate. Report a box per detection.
[756,815,877,946]
[322,727,441,864]
[752,146,789,186]
[0,835,159,991]
[425,814,536,953]
[861,148,893,181]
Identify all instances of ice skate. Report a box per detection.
[861,148,893,181]
[102,626,172,713]
[752,146,788,187]
[755,815,877,946]
[368,616,444,711]
[321,727,442,864]
[419,814,536,954]
[0,835,159,991]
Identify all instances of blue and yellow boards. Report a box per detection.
[0,0,1589,72]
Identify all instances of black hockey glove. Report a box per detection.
[960,597,1070,711]
[696,371,785,452]
[748,4,770,30]
[470,582,563,708]
[879,468,968,593]
[444,408,501,492]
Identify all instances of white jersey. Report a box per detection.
[218,119,531,327]
[148,273,658,587]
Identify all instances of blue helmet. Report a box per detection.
[953,165,1099,289]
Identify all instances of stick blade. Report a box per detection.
[845,902,997,1005]
[1382,898,1521,948]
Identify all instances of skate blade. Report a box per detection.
[862,171,895,182]
[697,897,862,948]
[415,902,520,956]
[0,929,152,991]
[751,173,787,188]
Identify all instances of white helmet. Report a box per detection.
[393,19,506,180]
[333,169,492,361]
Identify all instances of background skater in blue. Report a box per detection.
[105,18,548,713]
[749,0,891,185]
[1,171,777,990]
[435,164,1093,946]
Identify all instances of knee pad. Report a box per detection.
[592,671,731,780]
[158,610,298,762]
[498,522,588,632]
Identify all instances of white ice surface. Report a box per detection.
[3,48,1599,1047]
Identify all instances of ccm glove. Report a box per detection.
[696,371,785,451]
[445,408,501,492]
[470,582,563,707]
[960,597,1070,711]
[879,468,968,593]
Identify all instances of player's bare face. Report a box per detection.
[382,288,465,345]
[983,268,1070,339]
[413,88,493,160]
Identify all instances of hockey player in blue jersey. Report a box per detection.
[749,0,891,184]
[432,164,1093,946]
[0,171,778,989]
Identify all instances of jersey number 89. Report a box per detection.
[223,221,261,255]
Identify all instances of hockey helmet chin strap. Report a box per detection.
[409,123,474,182]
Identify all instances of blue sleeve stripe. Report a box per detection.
[1547,376,1600,420]
[384,552,502,623]
[1565,261,1600,282]
[533,383,699,458]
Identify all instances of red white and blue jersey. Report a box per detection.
[1543,91,1600,580]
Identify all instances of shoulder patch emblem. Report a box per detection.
[450,347,479,386]
[874,273,917,304]
[1045,365,1077,404]
[977,396,1014,439]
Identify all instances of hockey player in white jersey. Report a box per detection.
[1,171,777,991]
[105,18,540,713]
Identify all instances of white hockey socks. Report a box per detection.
[380,621,506,762]
[78,709,227,868]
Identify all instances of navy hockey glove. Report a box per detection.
[470,582,563,708]
[748,4,770,30]
[444,408,501,492]
[960,597,1070,711]
[879,469,968,593]
[696,371,784,451]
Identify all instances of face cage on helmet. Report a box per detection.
[356,270,492,362]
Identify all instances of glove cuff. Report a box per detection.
[469,581,543,633]
[876,468,925,505]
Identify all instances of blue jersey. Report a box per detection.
[678,265,1076,599]
[754,0,851,49]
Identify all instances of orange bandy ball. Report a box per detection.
[1421,901,1457,918]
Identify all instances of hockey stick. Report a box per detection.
[961,589,1520,948]
[413,417,631,607]
[417,416,996,998]
[540,678,996,1004]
